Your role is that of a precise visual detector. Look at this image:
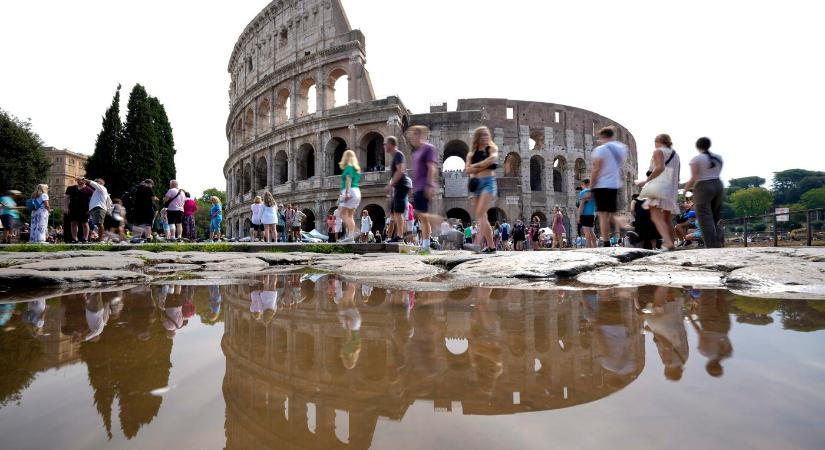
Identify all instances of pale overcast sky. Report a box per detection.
[2,0,823,195]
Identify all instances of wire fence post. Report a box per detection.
[743,219,749,248]
[808,210,814,247]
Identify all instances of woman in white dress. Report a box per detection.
[250,196,263,241]
[637,134,680,250]
[260,192,278,243]
[29,184,50,243]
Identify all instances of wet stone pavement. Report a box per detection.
[1,275,824,449]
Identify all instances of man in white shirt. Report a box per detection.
[163,180,186,240]
[590,126,629,247]
[83,178,110,242]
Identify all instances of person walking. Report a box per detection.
[182,191,198,241]
[291,208,306,241]
[0,191,22,244]
[163,180,185,241]
[131,179,157,240]
[384,136,411,242]
[260,192,278,242]
[338,149,362,243]
[500,219,511,251]
[513,218,526,251]
[83,178,110,243]
[284,204,295,242]
[160,208,171,240]
[326,213,336,243]
[209,196,223,241]
[465,126,498,253]
[637,134,681,250]
[590,126,629,247]
[684,137,725,248]
[360,210,372,242]
[250,195,263,242]
[64,178,93,243]
[529,215,541,250]
[551,206,566,250]
[577,178,598,248]
[28,184,51,243]
[408,126,440,254]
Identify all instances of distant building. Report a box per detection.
[44,147,88,211]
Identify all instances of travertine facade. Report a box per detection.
[44,147,88,211]
[224,0,637,238]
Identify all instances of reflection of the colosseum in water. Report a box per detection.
[221,276,645,448]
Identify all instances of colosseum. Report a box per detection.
[223,0,639,238]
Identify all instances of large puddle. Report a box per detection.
[1,276,824,449]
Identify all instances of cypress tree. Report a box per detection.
[0,108,50,196]
[121,84,159,191]
[148,97,176,189]
[85,85,123,194]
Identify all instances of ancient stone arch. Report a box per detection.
[574,158,587,185]
[446,208,471,226]
[487,207,507,225]
[256,156,268,191]
[530,155,545,192]
[298,78,317,117]
[553,156,567,193]
[257,97,271,133]
[529,130,545,150]
[360,132,384,172]
[273,151,288,184]
[275,88,291,124]
[503,152,521,178]
[325,137,348,176]
[296,144,315,180]
[326,67,349,109]
[243,109,254,143]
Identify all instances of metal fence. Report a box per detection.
[720,208,825,247]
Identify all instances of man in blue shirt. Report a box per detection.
[500,219,511,251]
[577,178,597,248]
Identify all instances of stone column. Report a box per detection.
[287,138,295,182]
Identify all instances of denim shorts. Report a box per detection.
[472,176,497,198]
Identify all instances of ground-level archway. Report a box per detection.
[362,204,386,234]
[487,207,507,225]
[296,144,315,180]
[274,151,288,184]
[531,211,548,227]
[446,208,471,227]
[361,132,384,172]
[530,156,545,192]
[443,140,469,162]
[301,208,316,232]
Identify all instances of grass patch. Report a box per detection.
[0,243,115,253]
[0,242,354,254]
[300,244,352,254]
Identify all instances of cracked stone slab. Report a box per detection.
[422,251,483,270]
[0,269,150,288]
[146,263,203,274]
[577,264,726,288]
[174,252,257,264]
[201,257,270,273]
[629,247,823,272]
[321,255,443,280]
[448,251,621,279]
[727,261,825,299]
[12,256,145,271]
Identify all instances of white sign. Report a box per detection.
[506,196,520,205]
[776,208,790,222]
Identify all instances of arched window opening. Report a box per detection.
[301,208,316,232]
[243,163,253,193]
[307,85,317,115]
[274,151,288,184]
[326,137,348,176]
[363,204,385,233]
[298,79,316,117]
[361,132,384,172]
[244,109,254,143]
[529,131,544,150]
[446,208,471,227]
[443,156,465,172]
[530,156,544,192]
[258,98,271,133]
[256,156,267,190]
[296,144,315,180]
[275,89,290,124]
[443,140,469,165]
[574,158,587,184]
[327,68,349,109]
[503,153,521,177]
[487,208,507,225]
[553,156,567,193]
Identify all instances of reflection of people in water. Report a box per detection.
[644,287,689,381]
[22,298,47,336]
[468,288,504,400]
[335,279,362,370]
[253,275,279,324]
[689,290,733,377]
[206,285,222,323]
[85,293,111,342]
[156,285,186,339]
[586,293,638,379]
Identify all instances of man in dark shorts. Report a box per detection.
[384,135,411,243]
[590,126,629,247]
[576,178,597,248]
[407,126,440,254]
[513,218,527,251]
[64,177,93,242]
[132,179,156,239]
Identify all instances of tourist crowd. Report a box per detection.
[1,125,722,251]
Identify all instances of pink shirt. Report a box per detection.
[183,199,198,216]
[407,202,414,221]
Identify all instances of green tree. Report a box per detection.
[85,85,124,194]
[147,96,176,189]
[727,176,765,196]
[195,188,226,239]
[0,109,50,196]
[800,187,825,209]
[730,187,773,217]
[772,169,825,205]
[120,84,160,191]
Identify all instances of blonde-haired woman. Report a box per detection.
[338,149,362,243]
[250,195,263,242]
[261,192,278,243]
[637,134,681,250]
[466,127,499,253]
[209,196,223,241]
[29,184,51,243]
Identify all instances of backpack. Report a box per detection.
[25,198,41,211]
